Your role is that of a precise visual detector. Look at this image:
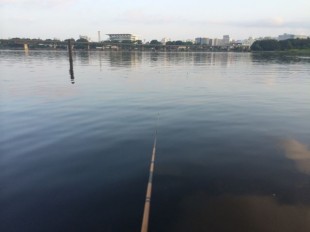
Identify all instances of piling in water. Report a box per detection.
[68,40,74,84]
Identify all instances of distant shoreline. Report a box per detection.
[1,48,310,56]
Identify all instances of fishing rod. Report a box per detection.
[141,114,159,232]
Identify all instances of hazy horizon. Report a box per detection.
[1,0,310,41]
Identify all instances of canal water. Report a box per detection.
[1,50,310,232]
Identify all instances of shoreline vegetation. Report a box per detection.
[0,38,249,52]
[1,38,310,56]
[251,38,310,56]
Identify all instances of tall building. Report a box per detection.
[222,35,230,45]
[107,34,138,42]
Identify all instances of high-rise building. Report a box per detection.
[222,35,230,45]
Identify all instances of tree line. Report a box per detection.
[251,38,310,51]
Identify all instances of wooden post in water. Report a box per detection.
[68,40,73,64]
[68,40,74,84]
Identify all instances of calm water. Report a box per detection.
[1,50,310,232]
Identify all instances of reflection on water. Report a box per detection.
[0,50,310,232]
[108,51,143,67]
[171,194,310,232]
[71,51,256,68]
[282,139,310,175]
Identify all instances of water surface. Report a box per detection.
[1,51,310,232]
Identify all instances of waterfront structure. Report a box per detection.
[107,34,138,42]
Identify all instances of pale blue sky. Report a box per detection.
[1,0,310,41]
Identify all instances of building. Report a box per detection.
[107,34,138,42]
[195,37,210,45]
[222,35,230,45]
[278,33,308,41]
[278,33,295,41]
[212,38,222,46]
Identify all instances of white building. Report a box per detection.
[107,34,138,42]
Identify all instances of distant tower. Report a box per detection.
[98,31,101,42]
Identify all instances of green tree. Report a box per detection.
[76,38,88,43]
[251,40,280,51]
[280,40,293,50]
[150,40,161,45]
[64,38,75,42]
[250,41,262,51]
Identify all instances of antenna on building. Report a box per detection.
[98,31,101,42]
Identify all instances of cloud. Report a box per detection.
[282,139,310,175]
